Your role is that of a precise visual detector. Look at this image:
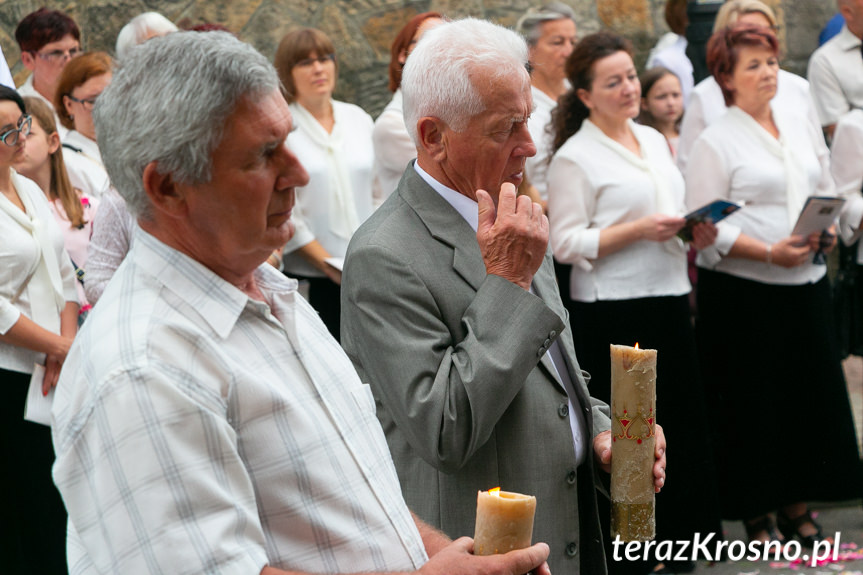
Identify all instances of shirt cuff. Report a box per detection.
[840,196,863,245]
[0,300,22,335]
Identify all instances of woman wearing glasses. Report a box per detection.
[54,51,113,198]
[0,86,78,573]
[274,28,375,341]
[14,7,81,139]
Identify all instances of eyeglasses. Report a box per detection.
[66,93,99,111]
[32,47,81,65]
[0,115,32,147]
[294,54,335,68]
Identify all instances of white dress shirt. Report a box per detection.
[677,70,820,174]
[685,105,834,285]
[646,33,694,106]
[284,100,375,278]
[547,119,690,302]
[413,161,588,465]
[17,75,70,140]
[52,227,428,574]
[831,109,863,263]
[526,85,559,201]
[0,171,77,374]
[84,187,134,306]
[808,24,863,128]
[373,90,415,203]
[62,130,111,198]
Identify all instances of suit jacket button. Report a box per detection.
[566,469,577,484]
[543,338,551,348]
[549,330,557,338]
[566,542,578,556]
[558,403,569,417]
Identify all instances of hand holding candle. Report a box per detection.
[473,487,537,556]
[610,343,657,542]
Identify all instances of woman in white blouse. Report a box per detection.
[547,31,721,574]
[0,86,77,573]
[676,0,821,174]
[274,28,375,340]
[53,51,112,198]
[516,2,577,204]
[373,12,442,201]
[16,97,98,318]
[686,23,862,545]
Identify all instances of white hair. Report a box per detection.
[516,2,577,46]
[401,18,530,144]
[94,31,279,217]
[115,12,179,59]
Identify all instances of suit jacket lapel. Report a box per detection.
[398,166,487,291]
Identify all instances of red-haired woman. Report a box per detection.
[373,12,442,199]
[685,23,863,544]
[54,51,113,198]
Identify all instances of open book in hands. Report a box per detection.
[791,196,845,237]
[677,199,743,242]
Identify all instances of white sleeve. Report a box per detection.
[52,367,269,574]
[677,88,707,174]
[547,154,600,269]
[85,190,132,305]
[685,135,741,262]
[831,115,863,243]
[808,51,850,127]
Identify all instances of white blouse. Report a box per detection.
[63,130,111,198]
[677,70,820,175]
[373,90,414,203]
[685,105,835,285]
[84,187,134,306]
[526,86,558,201]
[831,109,863,264]
[0,171,77,374]
[284,100,375,278]
[547,119,690,302]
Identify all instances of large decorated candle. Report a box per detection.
[610,343,657,542]
[473,487,537,555]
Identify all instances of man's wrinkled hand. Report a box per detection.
[418,537,551,575]
[476,183,548,290]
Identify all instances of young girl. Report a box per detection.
[16,96,98,320]
[638,66,684,158]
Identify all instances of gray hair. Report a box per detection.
[402,18,530,144]
[516,2,577,46]
[94,31,279,217]
[115,12,179,59]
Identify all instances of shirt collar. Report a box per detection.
[413,161,479,231]
[835,24,862,51]
[133,226,299,339]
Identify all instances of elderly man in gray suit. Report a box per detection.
[341,18,667,575]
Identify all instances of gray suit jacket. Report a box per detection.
[341,164,611,574]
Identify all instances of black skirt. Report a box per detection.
[696,269,863,519]
[566,294,723,546]
[0,367,67,573]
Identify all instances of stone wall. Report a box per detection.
[0,0,838,117]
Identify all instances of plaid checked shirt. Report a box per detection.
[52,228,428,575]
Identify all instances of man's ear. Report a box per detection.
[142,161,187,218]
[417,116,447,163]
[21,52,36,72]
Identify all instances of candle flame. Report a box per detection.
[488,487,501,496]
[634,342,640,350]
